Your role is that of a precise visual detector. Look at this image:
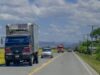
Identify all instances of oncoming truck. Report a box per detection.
[57,44,64,53]
[5,23,39,66]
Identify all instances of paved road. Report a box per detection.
[0,52,98,75]
[32,52,98,75]
[0,54,58,75]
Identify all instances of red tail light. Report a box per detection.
[5,48,11,53]
[23,47,30,53]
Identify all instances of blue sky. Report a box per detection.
[0,0,100,43]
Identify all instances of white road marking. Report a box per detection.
[73,52,99,75]
[28,53,63,75]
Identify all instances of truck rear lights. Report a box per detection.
[5,48,11,53]
[23,47,30,53]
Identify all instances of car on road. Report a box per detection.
[67,49,73,52]
[41,47,53,58]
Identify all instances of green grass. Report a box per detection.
[77,52,100,74]
[38,48,42,56]
[0,48,5,64]
[52,48,57,53]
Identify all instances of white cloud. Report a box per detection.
[49,24,81,34]
[0,26,2,29]
[46,24,83,41]
[0,13,20,20]
[0,0,100,42]
[50,24,61,33]
[0,0,100,23]
[0,0,28,6]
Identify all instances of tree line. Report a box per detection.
[76,27,100,61]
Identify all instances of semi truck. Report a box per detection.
[57,44,64,53]
[5,23,39,66]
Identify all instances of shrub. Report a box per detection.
[78,46,87,54]
[95,47,100,61]
[96,53,100,61]
[95,46,100,53]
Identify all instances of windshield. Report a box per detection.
[43,48,51,52]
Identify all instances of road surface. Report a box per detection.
[0,52,98,75]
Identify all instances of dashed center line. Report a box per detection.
[28,54,63,75]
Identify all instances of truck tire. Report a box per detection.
[29,59,32,66]
[62,51,64,53]
[41,55,44,58]
[50,55,53,58]
[5,60,10,66]
[57,51,60,53]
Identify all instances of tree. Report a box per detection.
[90,28,100,40]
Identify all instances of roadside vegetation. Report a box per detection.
[77,53,100,74]
[0,48,5,64]
[76,27,100,74]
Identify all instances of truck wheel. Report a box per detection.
[58,51,60,53]
[5,60,10,66]
[41,56,44,58]
[62,51,64,53]
[50,56,53,58]
[29,59,32,66]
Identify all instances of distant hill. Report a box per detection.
[39,41,57,48]
[39,41,79,48]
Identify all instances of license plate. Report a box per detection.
[15,55,19,58]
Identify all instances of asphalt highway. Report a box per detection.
[0,52,98,75]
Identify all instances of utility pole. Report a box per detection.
[86,34,92,55]
[91,25,94,54]
[0,36,3,45]
[0,36,4,47]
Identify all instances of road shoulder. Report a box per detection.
[73,52,99,75]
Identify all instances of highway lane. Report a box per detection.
[31,52,98,75]
[0,53,59,75]
[0,52,98,75]
[0,58,47,75]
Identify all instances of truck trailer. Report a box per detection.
[5,23,39,66]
